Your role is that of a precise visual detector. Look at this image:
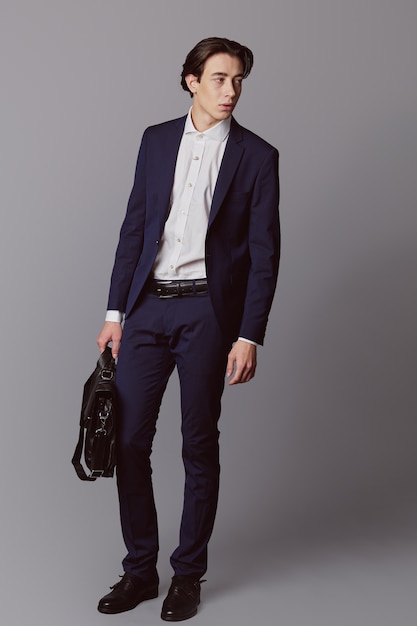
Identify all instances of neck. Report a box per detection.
[190,106,219,132]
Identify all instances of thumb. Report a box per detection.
[226,351,235,377]
[111,339,121,359]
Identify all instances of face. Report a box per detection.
[186,53,244,131]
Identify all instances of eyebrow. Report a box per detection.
[210,72,244,78]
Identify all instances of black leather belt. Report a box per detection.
[147,279,209,298]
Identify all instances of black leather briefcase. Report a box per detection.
[72,347,117,481]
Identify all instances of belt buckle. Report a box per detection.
[156,284,177,298]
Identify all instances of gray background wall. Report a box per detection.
[1,1,416,625]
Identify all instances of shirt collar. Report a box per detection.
[184,108,231,142]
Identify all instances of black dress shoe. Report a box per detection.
[161,575,202,622]
[97,572,159,614]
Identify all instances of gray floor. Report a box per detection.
[69,518,417,626]
[4,488,417,626]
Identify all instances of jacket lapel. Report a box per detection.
[156,116,187,231]
[208,117,244,227]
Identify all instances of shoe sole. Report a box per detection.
[161,605,199,621]
[97,588,158,614]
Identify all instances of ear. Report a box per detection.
[185,74,199,95]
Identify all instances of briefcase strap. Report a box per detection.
[71,425,96,481]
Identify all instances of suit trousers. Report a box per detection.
[115,290,231,580]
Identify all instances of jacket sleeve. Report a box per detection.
[106,130,149,312]
[238,147,280,344]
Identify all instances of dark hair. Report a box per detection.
[181,37,254,96]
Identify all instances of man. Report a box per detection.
[96,37,280,621]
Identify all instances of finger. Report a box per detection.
[96,335,108,353]
[112,339,121,359]
[228,363,244,385]
[229,361,256,385]
[226,352,235,378]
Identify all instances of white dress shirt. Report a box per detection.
[152,112,230,279]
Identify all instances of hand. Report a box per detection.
[226,340,257,385]
[96,321,122,358]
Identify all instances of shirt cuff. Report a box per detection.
[238,336,259,347]
[105,310,124,323]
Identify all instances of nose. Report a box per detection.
[225,79,236,100]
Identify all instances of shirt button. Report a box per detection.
[193,156,200,160]
[177,238,181,243]
[187,183,193,188]
[198,134,204,139]
[170,265,174,269]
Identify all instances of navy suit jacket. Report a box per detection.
[107,115,280,345]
